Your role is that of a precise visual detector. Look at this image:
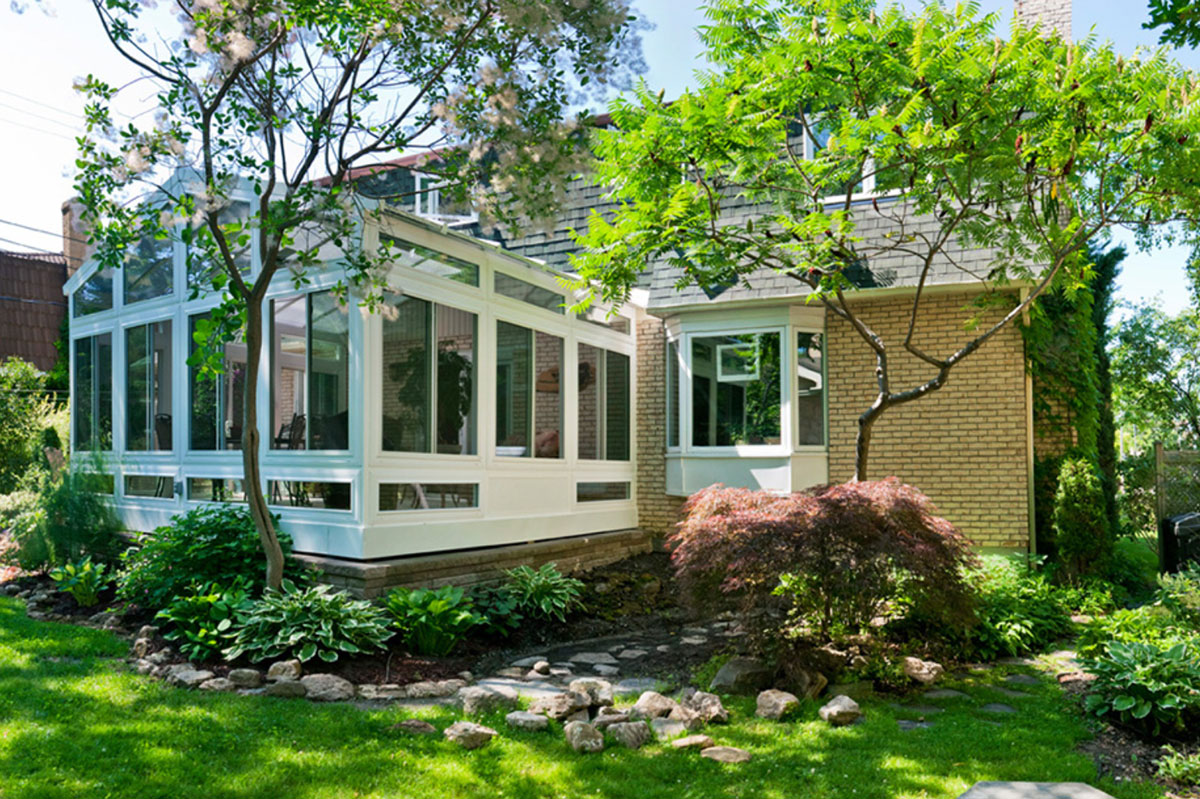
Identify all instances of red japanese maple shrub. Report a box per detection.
[669,479,978,641]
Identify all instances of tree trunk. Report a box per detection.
[854,400,887,482]
[240,298,285,589]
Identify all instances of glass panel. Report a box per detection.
[189,315,248,451]
[125,474,173,498]
[382,235,479,286]
[74,334,112,451]
[379,483,478,511]
[125,320,173,451]
[577,482,630,502]
[73,267,113,317]
[187,478,247,503]
[494,272,564,314]
[187,200,252,290]
[268,481,351,511]
[584,307,631,334]
[381,295,431,453]
[577,343,601,460]
[435,305,476,455]
[796,332,825,447]
[691,332,781,446]
[534,332,562,458]
[309,292,350,450]
[667,340,680,448]
[271,295,308,450]
[605,350,630,461]
[124,233,173,304]
[495,321,531,457]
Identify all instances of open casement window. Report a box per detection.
[578,343,631,461]
[795,332,825,447]
[380,295,477,455]
[188,313,248,451]
[691,332,782,447]
[186,200,252,292]
[73,333,112,450]
[270,291,350,451]
[805,118,876,200]
[125,320,173,451]
[73,267,114,317]
[495,321,562,458]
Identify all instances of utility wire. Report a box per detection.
[0,87,80,121]
[0,100,81,133]
[0,116,75,143]
[0,218,88,248]
[0,235,59,254]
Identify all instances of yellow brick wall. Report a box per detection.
[826,291,1032,550]
[635,317,685,537]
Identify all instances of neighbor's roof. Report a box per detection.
[0,250,68,372]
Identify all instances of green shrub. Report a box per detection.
[223,580,393,664]
[117,505,291,610]
[468,584,523,638]
[966,556,1073,660]
[1082,640,1200,736]
[1158,565,1200,628]
[503,563,584,624]
[385,585,483,656]
[1052,457,1113,577]
[1157,745,1200,785]
[48,556,111,608]
[0,357,51,494]
[1076,605,1191,659]
[155,580,253,662]
[7,469,121,571]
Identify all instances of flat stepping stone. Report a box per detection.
[957,781,1115,799]
[615,678,661,695]
[568,651,619,665]
[618,649,647,660]
[992,687,1031,699]
[980,703,1017,714]
[1003,674,1040,686]
[510,655,549,668]
[475,678,562,700]
[996,657,1037,666]
[898,720,934,731]
[680,636,708,646]
[890,703,944,716]
[924,689,970,700]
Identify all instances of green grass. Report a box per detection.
[0,597,1165,799]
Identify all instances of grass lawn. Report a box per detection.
[0,598,1165,799]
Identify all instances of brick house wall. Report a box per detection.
[1015,0,1071,36]
[0,250,69,372]
[635,316,684,537]
[826,290,1032,550]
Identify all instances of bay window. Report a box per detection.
[796,332,825,446]
[691,332,781,447]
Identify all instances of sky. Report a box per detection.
[0,0,1194,315]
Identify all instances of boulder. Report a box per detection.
[301,674,355,702]
[529,691,591,721]
[684,691,729,724]
[902,657,944,685]
[135,624,159,641]
[630,691,679,721]
[264,679,308,698]
[405,679,466,699]
[789,668,829,701]
[531,660,551,675]
[649,718,689,741]
[357,684,407,701]
[167,668,215,688]
[568,678,614,708]
[506,711,550,732]
[457,684,519,715]
[392,719,438,735]
[593,708,630,730]
[130,638,152,659]
[607,721,652,749]
[266,659,302,682]
[818,695,861,726]
[700,745,752,763]
[668,704,704,731]
[227,668,263,689]
[709,657,773,694]
[564,721,605,753]
[199,677,237,692]
[146,649,173,666]
[756,689,801,720]
[671,734,715,750]
[444,721,497,750]
[134,659,154,675]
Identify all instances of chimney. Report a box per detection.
[1015,0,1071,39]
[61,199,89,277]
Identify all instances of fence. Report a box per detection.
[1155,442,1200,522]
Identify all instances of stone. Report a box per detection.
[405,679,467,698]
[227,668,263,689]
[957,783,1115,799]
[264,679,308,698]
[564,721,605,753]
[266,659,302,682]
[668,704,704,731]
[199,677,237,692]
[444,721,497,750]
[506,711,550,731]
[457,684,519,715]
[680,636,708,646]
[494,667,527,680]
[790,668,829,701]
[146,649,173,666]
[756,689,801,720]
[134,659,154,675]
[898,720,934,731]
[684,691,729,724]
[549,667,573,679]
[709,657,773,694]
[532,660,551,675]
[511,655,549,668]
[1004,674,1040,686]
[130,638,152,659]
[818,695,861,726]
[615,678,660,695]
[593,708,630,730]
[529,691,591,721]
[672,734,715,750]
[135,624,159,640]
[993,687,1031,699]
[981,703,1017,714]
[826,681,874,701]
[925,688,969,700]
[607,721,652,749]
[301,674,355,702]
[617,649,647,660]
[568,678,614,708]
[700,746,752,764]
[168,668,215,688]
[101,616,124,632]
[891,703,944,716]
[903,657,945,685]
[630,691,679,720]
[564,709,591,723]
[649,718,689,741]
[392,719,438,736]
[593,664,620,676]
[357,684,407,701]
[568,651,619,666]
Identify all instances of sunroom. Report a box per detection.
[64,201,640,564]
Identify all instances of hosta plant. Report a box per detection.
[503,563,584,624]
[385,586,483,657]
[48,556,111,608]
[1082,640,1200,736]
[156,580,254,662]
[223,580,393,664]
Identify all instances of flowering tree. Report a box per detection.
[75,0,643,587]
[571,0,1200,480]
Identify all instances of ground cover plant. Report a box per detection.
[386,586,483,657]
[156,579,254,662]
[0,598,1166,799]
